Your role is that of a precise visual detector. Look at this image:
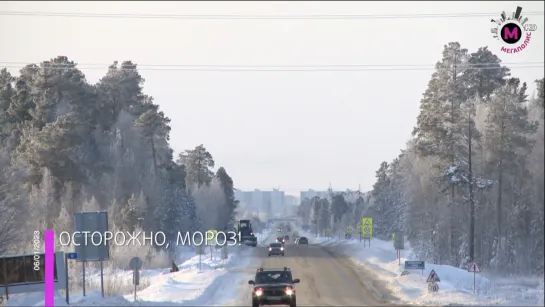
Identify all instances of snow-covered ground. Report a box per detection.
[302,231,544,306]
[5,230,272,307]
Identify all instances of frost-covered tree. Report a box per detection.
[0,57,241,268]
[215,167,239,226]
[178,144,215,188]
[484,78,538,269]
[122,192,147,232]
[315,43,545,275]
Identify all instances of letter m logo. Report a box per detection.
[504,27,519,40]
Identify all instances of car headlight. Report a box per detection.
[255,289,263,296]
[285,288,293,295]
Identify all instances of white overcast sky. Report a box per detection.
[1,1,543,196]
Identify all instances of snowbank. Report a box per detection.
[5,230,272,307]
[302,231,543,306]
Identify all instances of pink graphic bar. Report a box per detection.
[44,230,54,307]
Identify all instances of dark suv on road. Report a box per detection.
[276,236,286,243]
[268,242,285,256]
[297,237,308,245]
[249,267,300,307]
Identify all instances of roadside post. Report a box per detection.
[196,244,204,271]
[426,269,441,293]
[65,252,78,304]
[357,222,362,242]
[129,257,143,302]
[468,261,481,294]
[207,230,218,261]
[221,244,228,260]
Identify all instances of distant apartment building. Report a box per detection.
[235,189,285,216]
[284,195,298,206]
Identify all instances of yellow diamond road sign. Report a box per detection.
[362,218,373,237]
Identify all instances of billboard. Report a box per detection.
[0,251,66,295]
[73,211,110,261]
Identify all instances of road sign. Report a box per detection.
[468,260,481,294]
[196,244,205,255]
[426,269,441,283]
[206,230,218,246]
[428,282,439,292]
[468,261,481,273]
[129,257,143,271]
[394,232,405,250]
[405,261,425,270]
[67,253,78,260]
[361,218,373,237]
[73,211,110,262]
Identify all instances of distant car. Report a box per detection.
[276,236,286,243]
[268,242,285,256]
[284,235,290,241]
[297,237,308,245]
[249,267,300,307]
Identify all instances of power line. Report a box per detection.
[1,61,542,68]
[0,10,543,20]
[1,64,542,72]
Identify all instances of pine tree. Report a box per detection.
[318,198,331,236]
[155,184,184,249]
[463,46,510,100]
[215,167,239,227]
[183,189,201,233]
[484,78,538,269]
[177,144,215,188]
[372,161,391,238]
[536,78,544,118]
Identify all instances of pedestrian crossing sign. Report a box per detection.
[361,218,373,237]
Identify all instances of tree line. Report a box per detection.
[297,43,544,275]
[297,190,370,237]
[0,57,239,258]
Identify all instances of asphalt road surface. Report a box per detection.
[229,234,394,306]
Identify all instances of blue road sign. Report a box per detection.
[67,252,78,259]
[405,260,425,270]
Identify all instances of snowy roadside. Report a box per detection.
[6,231,272,307]
[301,230,544,306]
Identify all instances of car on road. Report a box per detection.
[284,234,290,241]
[249,267,300,307]
[268,242,285,256]
[297,237,308,245]
[276,236,286,243]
